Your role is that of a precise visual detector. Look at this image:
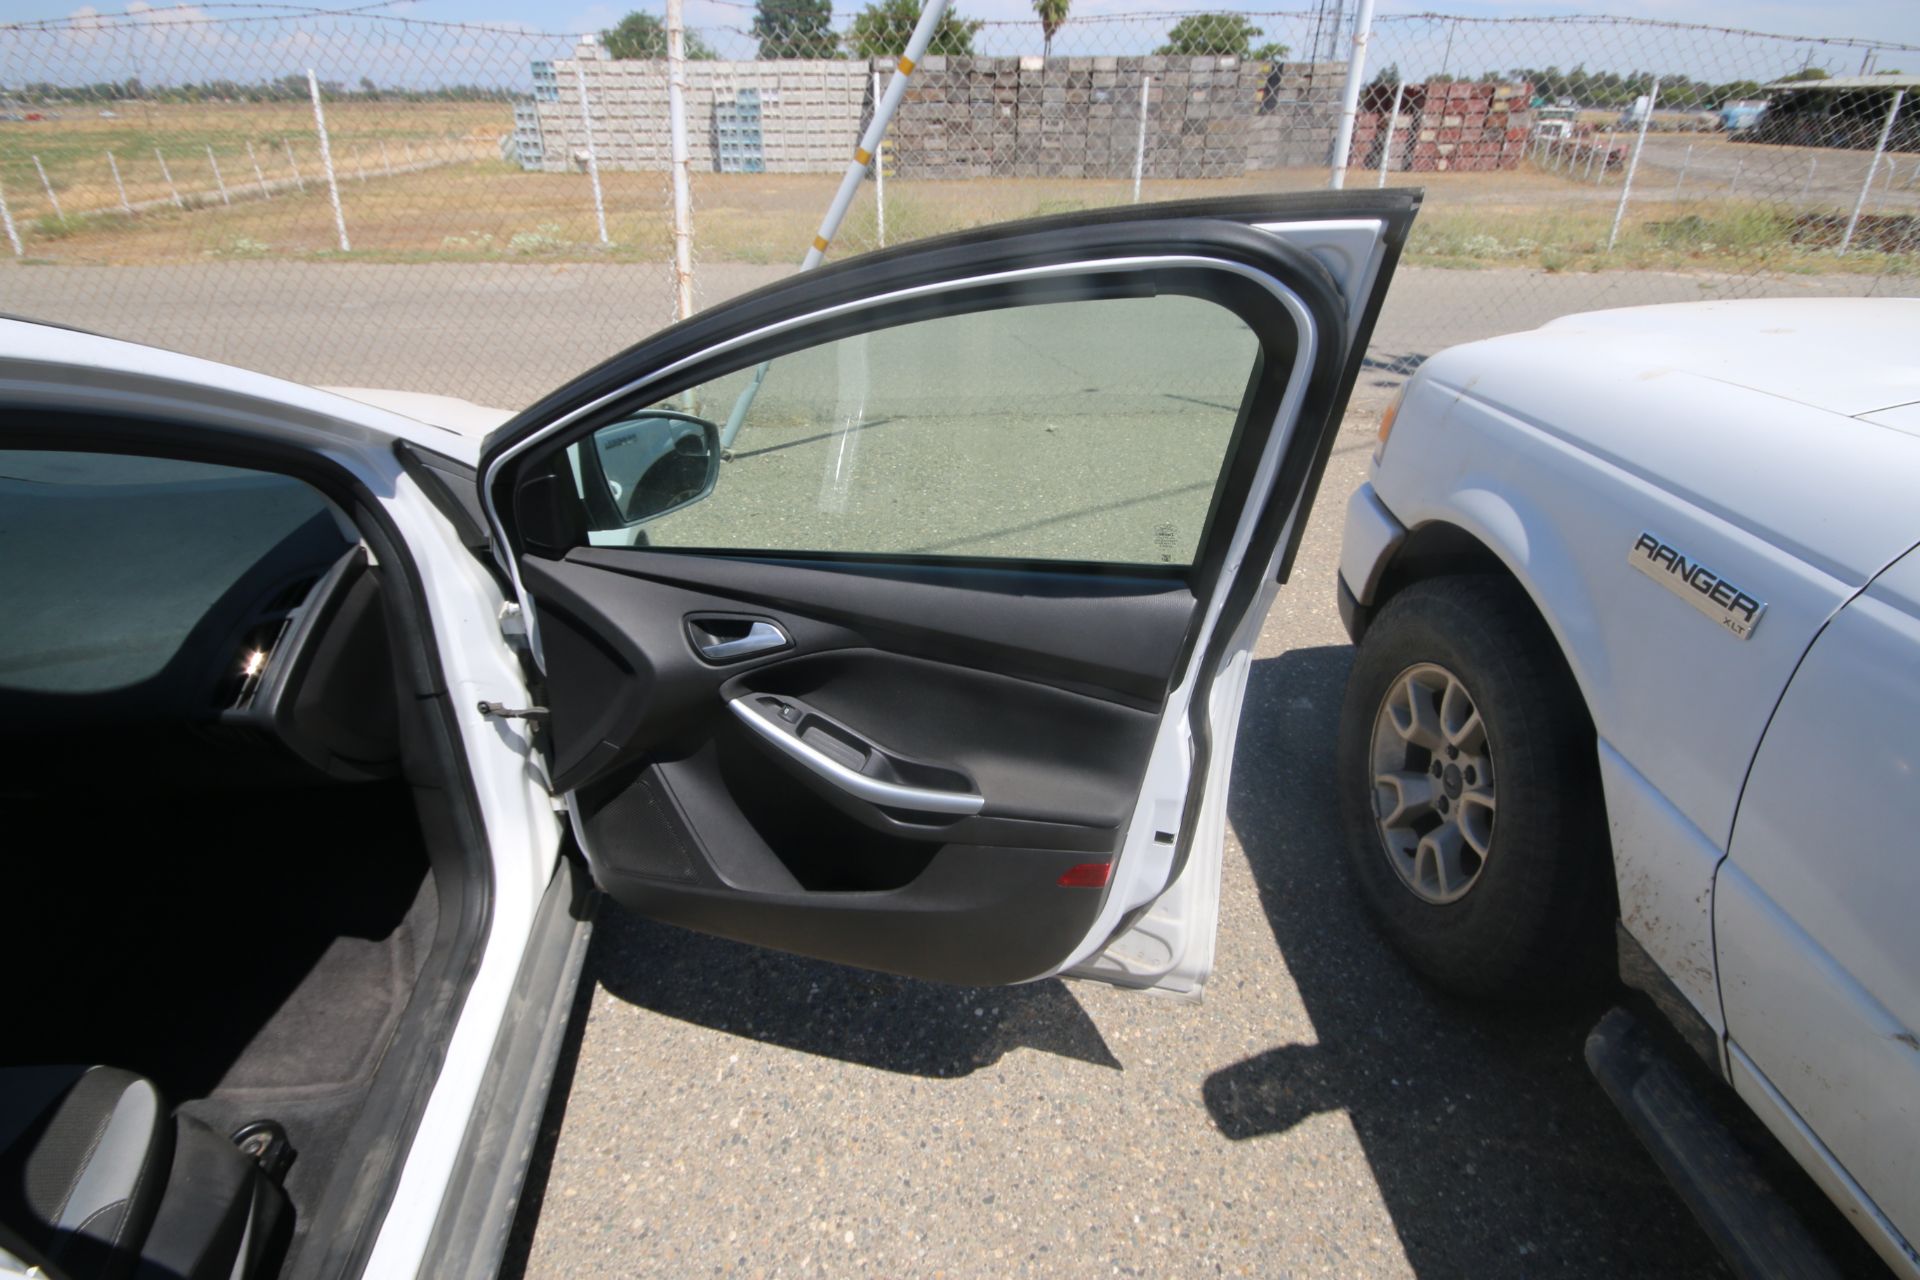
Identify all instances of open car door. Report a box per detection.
[479,192,1417,994]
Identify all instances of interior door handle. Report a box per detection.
[689,619,789,663]
[727,697,985,816]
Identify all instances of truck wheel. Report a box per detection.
[1337,574,1614,1001]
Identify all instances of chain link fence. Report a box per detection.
[1,6,1916,406]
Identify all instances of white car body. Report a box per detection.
[1,194,1416,1279]
[1338,297,1920,1276]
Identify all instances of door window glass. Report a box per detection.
[576,292,1260,567]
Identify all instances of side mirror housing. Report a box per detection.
[586,410,721,527]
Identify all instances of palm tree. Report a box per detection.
[1034,0,1068,59]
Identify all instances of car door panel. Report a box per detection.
[482,193,1417,990]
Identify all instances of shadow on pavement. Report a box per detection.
[1204,645,1729,1278]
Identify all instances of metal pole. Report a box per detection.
[720,0,956,449]
[1727,157,1743,198]
[108,151,131,214]
[1376,77,1405,188]
[284,138,306,193]
[247,142,271,200]
[1583,135,1599,181]
[666,3,694,313]
[1328,0,1377,189]
[573,47,610,247]
[1131,74,1150,202]
[0,176,22,257]
[1843,88,1904,254]
[308,69,350,252]
[1594,129,1614,183]
[1801,154,1817,201]
[872,69,886,246]
[1607,78,1657,251]
[155,148,183,209]
[32,156,62,220]
[206,145,230,205]
[1673,141,1691,202]
[381,139,393,177]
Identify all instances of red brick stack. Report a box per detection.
[1350,80,1533,172]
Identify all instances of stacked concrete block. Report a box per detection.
[1351,80,1533,173]
[533,49,866,174]
[887,55,1343,180]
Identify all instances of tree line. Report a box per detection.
[605,3,1289,61]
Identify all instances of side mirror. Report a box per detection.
[586,410,721,527]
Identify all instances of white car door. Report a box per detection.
[1718,541,1920,1277]
[474,194,1418,995]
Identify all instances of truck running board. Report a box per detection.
[1584,1007,1842,1280]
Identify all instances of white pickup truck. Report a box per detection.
[1335,297,1920,1278]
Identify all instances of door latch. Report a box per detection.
[478,700,549,721]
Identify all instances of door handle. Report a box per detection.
[688,618,789,663]
[727,697,985,816]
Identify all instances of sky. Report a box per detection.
[4,1,1917,88]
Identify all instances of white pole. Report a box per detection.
[1801,154,1817,201]
[1843,88,1904,254]
[1131,73,1150,202]
[666,3,694,313]
[355,148,366,183]
[405,141,415,168]
[247,141,271,200]
[32,156,62,220]
[284,138,306,193]
[1376,77,1405,188]
[108,151,131,213]
[1328,0,1377,189]
[1583,135,1599,181]
[308,69,350,252]
[573,50,610,247]
[720,0,956,448]
[155,148,183,209]
[1595,129,1614,183]
[381,139,393,177]
[1607,78,1658,251]
[1673,141,1691,202]
[206,144,230,205]
[872,68,886,246]
[0,175,22,256]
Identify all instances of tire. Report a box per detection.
[1336,574,1615,1001]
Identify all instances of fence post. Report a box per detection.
[1328,0,1377,189]
[1800,154,1817,201]
[1595,129,1614,183]
[108,151,131,213]
[1607,78,1658,251]
[666,1,694,313]
[872,69,886,246]
[308,69,351,252]
[0,175,22,257]
[1673,141,1691,202]
[155,148,183,209]
[573,46,610,247]
[1131,74,1151,202]
[283,139,306,193]
[1842,88,1904,254]
[1376,77,1405,188]
[206,145,230,205]
[719,0,955,449]
[32,156,62,220]
[246,142,272,200]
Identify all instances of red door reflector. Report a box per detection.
[1057,862,1112,888]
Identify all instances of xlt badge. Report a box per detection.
[1628,533,1766,640]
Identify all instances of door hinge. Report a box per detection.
[477,700,550,722]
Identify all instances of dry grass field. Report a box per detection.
[3,100,1914,279]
